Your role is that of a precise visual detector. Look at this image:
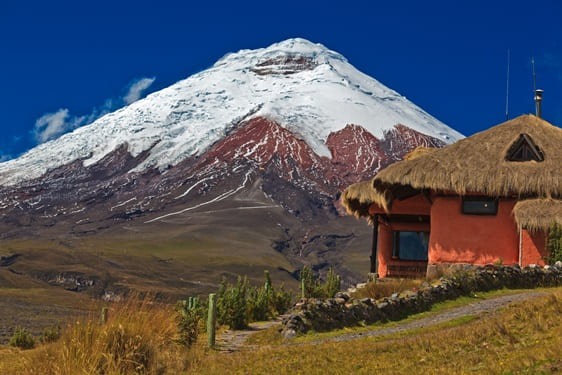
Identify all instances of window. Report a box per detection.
[462,198,498,215]
[392,231,429,261]
[506,134,544,162]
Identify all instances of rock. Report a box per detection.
[282,328,297,339]
[334,292,350,301]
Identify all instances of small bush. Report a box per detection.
[217,271,294,329]
[217,276,250,329]
[10,327,35,349]
[546,223,562,264]
[324,268,341,298]
[300,266,341,298]
[176,299,204,347]
[272,284,293,314]
[40,325,61,344]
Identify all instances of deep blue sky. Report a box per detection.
[1,0,561,160]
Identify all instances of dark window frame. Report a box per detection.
[461,197,498,215]
[392,231,429,261]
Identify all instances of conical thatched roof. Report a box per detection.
[342,114,562,229]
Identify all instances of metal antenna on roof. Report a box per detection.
[532,57,544,118]
[531,56,537,91]
[505,49,510,121]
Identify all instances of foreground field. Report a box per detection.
[1,288,560,374]
[197,289,562,374]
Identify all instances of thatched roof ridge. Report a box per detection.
[373,114,562,205]
[513,199,562,232]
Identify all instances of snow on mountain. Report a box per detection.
[0,38,463,186]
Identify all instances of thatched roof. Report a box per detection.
[340,180,388,223]
[342,115,562,228]
[513,199,562,232]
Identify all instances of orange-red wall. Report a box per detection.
[370,195,548,277]
[428,197,519,265]
[521,229,547,266]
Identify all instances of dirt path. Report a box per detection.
[215,315,287,353]
[215,290,548,352]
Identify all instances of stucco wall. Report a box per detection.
[429,197,519,265]
[521,229,547,266]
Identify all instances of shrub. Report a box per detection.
[300,266,341,298]
[10,327,35,349]
[248,283,272,322]
[217,276,250,329]
[324,268,341,298]
[40,325,61,344]
[176,299,204,347]
[272,284,293,314]
[546,223,562,264]
[217,271,294,329]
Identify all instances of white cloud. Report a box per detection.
[34,109,75,143]
[33,77,156,144]
[123,77,155,105]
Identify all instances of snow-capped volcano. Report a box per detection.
[0,38,465,295]
[0,38,461,186]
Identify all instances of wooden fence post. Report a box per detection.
[207,293,216,348]
[101,307,108,324]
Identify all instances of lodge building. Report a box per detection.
[342,115,562,278]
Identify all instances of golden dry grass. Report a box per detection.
[10,295,193,374]
[351,278,424,299]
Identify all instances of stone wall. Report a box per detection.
[281,263,562,338]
